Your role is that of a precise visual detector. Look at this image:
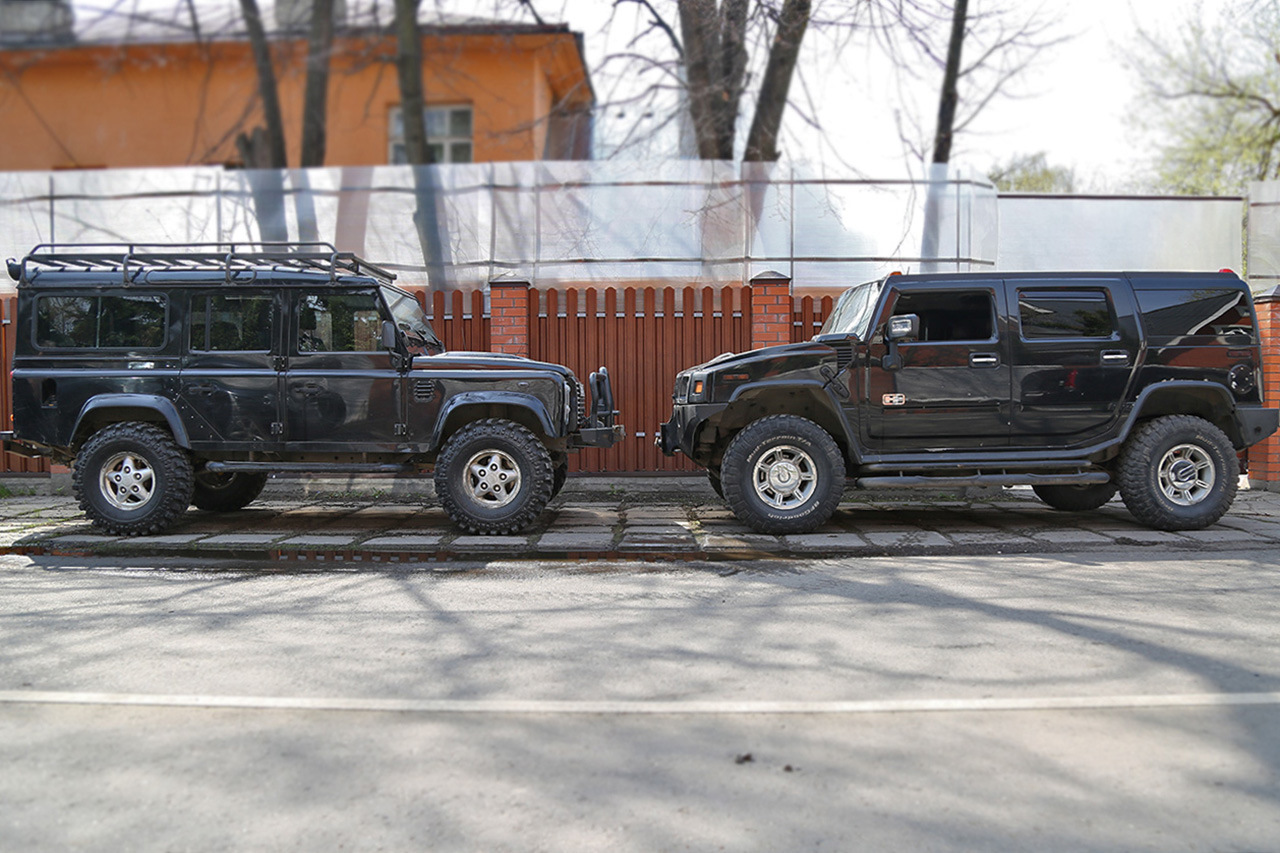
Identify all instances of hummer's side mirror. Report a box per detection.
[886,314,919,342]
[883,313,919,371]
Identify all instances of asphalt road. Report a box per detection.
[2,548,1279,852]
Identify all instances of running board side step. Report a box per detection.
[854,471,1111,489]
[204,461,414,474]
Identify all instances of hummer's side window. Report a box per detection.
[1018,290,1115,339]
[296,291,384,353]
[891,290,994,342]
[191,295,275,352]
[36,294,166,349]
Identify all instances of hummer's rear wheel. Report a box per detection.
[1117,415,1238,530]
[434,418,553,534]
[720,415,846,534]
[74,422,194,536]
[1032,483,1118,512]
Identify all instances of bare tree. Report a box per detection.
[235,0,288,168]
[300,0,338,167]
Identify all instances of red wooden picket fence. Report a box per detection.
[0,288,834,475]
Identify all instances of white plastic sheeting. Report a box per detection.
[0,162,997,292]
[1249,181,1280,296]
[998,194,1245,277]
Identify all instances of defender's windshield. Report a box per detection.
[817,279,883,339]
[382,286,444,354]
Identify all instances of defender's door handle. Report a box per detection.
[969,353,1000,368]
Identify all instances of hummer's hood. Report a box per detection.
[690,341,831,373]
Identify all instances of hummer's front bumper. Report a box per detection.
[657,403,727,457]
[572,366,626,449]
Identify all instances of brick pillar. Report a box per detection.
[749,270,793,350]
[489,277,531,357]
[1253,288,1280,489]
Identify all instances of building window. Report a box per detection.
[389,105,473,164]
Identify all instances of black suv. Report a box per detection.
[2,244,622,536]
[659,271,1278,533]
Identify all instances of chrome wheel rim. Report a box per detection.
[465,449,522,508]
[99,451,156,511]
[752,445,817,510]
[1158,443,1215,506]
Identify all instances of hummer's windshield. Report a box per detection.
[382,286,444,354]
[817,279,883,339]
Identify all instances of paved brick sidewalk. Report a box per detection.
[1,476,1278,564]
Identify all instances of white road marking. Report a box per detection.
[2,690,1279,715]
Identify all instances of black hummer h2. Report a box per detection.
[2,244,622,536]
[659,271,1279,534]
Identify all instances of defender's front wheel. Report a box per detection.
[1117,415,1238,530]
[720,415,846,534]
[74,422,194,536]
[434,418,553,534]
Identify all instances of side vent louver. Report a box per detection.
[832,342,854,371]
[413,380,435,403]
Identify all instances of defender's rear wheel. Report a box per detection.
[1117,415,1238,530]
[720,415,846,534]
[434,418,554,534]
[1032,483,1117,512]
[74,422,194,536]
[192,470,269,512]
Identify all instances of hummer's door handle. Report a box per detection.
[1101,350,1130,364]
[969,353,1000,368]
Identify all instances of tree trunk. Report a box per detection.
[300,0,336,168]
[921,0,968,272]
[743,0,810,162]
[678,0,749,160]
[394,0,429,165]
[236,0,287,168]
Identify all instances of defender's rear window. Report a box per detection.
[36,294,166,349]
[1137,289,1254,342]
[191,294,274,352]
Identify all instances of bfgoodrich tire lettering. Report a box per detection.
[434,418,553,534]
[1117,415,1238,530]
[191,470,269,512]
[720,415,846,534]
[74,422,194,536]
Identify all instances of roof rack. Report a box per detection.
[9,242,396,285]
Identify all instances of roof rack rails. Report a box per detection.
[10,242,396,285]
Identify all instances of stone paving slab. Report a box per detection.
[3,479,1280,563]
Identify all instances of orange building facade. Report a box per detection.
[0,21,593,171]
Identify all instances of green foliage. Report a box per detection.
[987,152,1076,193]
[1130,1,1280,195]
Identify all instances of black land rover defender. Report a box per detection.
[659,271,1279,534]
[2,244,623,536]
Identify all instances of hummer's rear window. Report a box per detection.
[36,294,166,349]
[1136,289,1254,342]
[1018,290,1115,339]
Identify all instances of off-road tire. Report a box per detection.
[720,415,846,535]
[191,470,269,512]
[707,466,724,499]
[1117,415,1238,531]
[1032,482,1118,512]
[550,461,569,501]
[434,418,554,534]
[74,422,194,536]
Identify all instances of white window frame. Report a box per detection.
[388,105,473,165]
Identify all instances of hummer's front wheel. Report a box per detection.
[434,418,553,534]
[74,422,194,536]
[720,415,846,534]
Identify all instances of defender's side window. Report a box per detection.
[296,291,383,353]
[36,294,166,349]
[191,295,275,352]
[1018,290,1115,339]
[892,290,995,342]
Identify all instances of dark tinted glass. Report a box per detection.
[1018,290,1114,339]
[192,295,275,351]
[1136,289,1254,340]
[892,290,994,341]
[37,294,165,349]
[297,291,382,353]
